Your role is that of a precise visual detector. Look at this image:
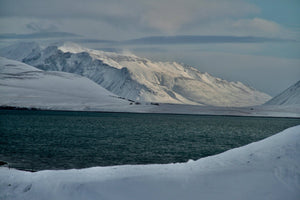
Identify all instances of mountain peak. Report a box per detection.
[0,42,271,107]
[58,42,88,54]
[265,80,300,105]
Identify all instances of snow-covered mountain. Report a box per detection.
[0,57,135,111]
[0,57,297,117]
[0,42,41,61]
[265,80,300,106]
[0,42,271,107]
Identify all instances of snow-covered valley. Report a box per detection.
[1,125,299,200]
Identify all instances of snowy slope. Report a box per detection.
[0,42,271,107]
[265,80,300,105]
[0,42,41,61]
[0,57,135,111]
[1,125,299,200]
[0,58,296,117]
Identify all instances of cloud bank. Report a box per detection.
[0,0,296,40]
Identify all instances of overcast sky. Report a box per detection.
[0,0,299,96]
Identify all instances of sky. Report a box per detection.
[0,0,299,96]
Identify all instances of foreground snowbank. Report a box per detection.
[1,126,299,200]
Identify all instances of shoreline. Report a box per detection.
[1,105,299,119]
[1,126,299,200]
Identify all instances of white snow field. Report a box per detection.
[0,42,271,107]
[1,125,299,200]
[0,57,143,112]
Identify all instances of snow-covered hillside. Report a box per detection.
[1,125,299,200]
[265,80,300,105]
[0,42,41,62]
[0,57,137,111]
[0,42,271,107]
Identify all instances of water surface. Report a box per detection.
[0,110,299,171]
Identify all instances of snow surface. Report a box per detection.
[0,42,271,107]
[147,103,300,118]
[265,80,300,106]
[1,125,299,200]
[0,57,299,117]
[0,57,144,111]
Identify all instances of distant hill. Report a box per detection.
[265,80,300,105]
[0,57,132,111]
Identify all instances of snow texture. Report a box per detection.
[0,42,271,107]
[265,80,300,106]
[0,57,142,111]
[1,125,300,200]
[0,57,299,117]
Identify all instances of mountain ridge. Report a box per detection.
[0,57,135,111]
[0,42,271,107]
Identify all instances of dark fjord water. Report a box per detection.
[0,110,299,171]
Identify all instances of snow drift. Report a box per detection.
[0,42,271,107]
[1,125,299,200]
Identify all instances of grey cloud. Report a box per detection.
[141,0,259,33]
[0,0,259,34]
[26,22,58,32]
[123,35,293,45]
[0,34,292,44]
[0,32,80,39]
[0,0,144,19]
